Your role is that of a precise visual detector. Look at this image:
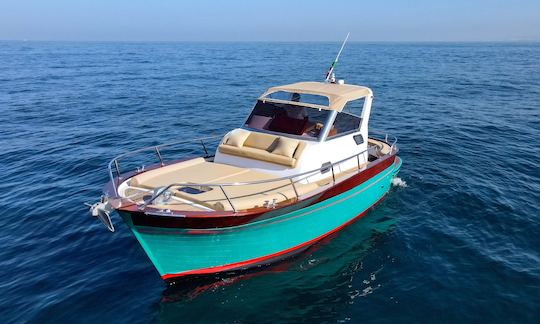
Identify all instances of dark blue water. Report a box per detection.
[1,42,539,323]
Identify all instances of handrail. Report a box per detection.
[138,140,393,212]
[107,134,223,193]
[370,129,398,150]
[107,130,398,212]
[139,167,324,213]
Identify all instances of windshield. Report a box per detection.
[244,100,332,139]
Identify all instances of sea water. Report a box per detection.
[0,42,539,323]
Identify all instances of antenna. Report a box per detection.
[324,32,350,83]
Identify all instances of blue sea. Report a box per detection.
[0,41,539,323]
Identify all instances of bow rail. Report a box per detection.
[107,134,223,193]
[107,131,398,212]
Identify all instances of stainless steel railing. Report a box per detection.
[107,134,224,193]
[139,134,397,213]
[138,147,367,212]
[107,131,398,212]
[370,129,398,150]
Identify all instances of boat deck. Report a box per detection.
[123,159,324,212]
[118,139,390,212]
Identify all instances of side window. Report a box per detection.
[328,112,361,138]
[342,98,365,116]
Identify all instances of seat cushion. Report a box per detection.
[129,158,249,189]
[129,158,205,188]
[272,137,300,157]
[218,144,296,167]
[243,132,279,150]
[293,140,306,160]
[174,178,321,211]
[226,129,251,147]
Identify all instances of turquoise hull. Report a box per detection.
[120,157,402,280]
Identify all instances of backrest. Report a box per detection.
[293,141,306,160]
[219,129,307,167]
[243,132,279,150]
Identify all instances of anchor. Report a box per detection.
[85,195,115,232]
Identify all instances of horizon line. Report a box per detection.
[1,39,540,43]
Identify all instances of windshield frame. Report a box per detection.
[259,98,330,111]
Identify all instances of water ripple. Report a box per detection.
[0,41,539,323]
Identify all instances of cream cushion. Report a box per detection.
[219,144,296,167]
[226,129,250,147]
[218,130,307,167]
[173,174,320,211]
[243,131,278,150]
[129,158,248,189]
[272,137,300,157]
[129,158,205,188]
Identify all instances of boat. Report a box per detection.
[89,40,402,284]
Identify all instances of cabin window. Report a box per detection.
[264,91,330,107]
[327,112,362,138]
[245,100,332,139]
[341,98,365,117]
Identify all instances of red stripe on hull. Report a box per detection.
[161,194,387,281]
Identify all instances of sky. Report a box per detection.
[0,0,539,42]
